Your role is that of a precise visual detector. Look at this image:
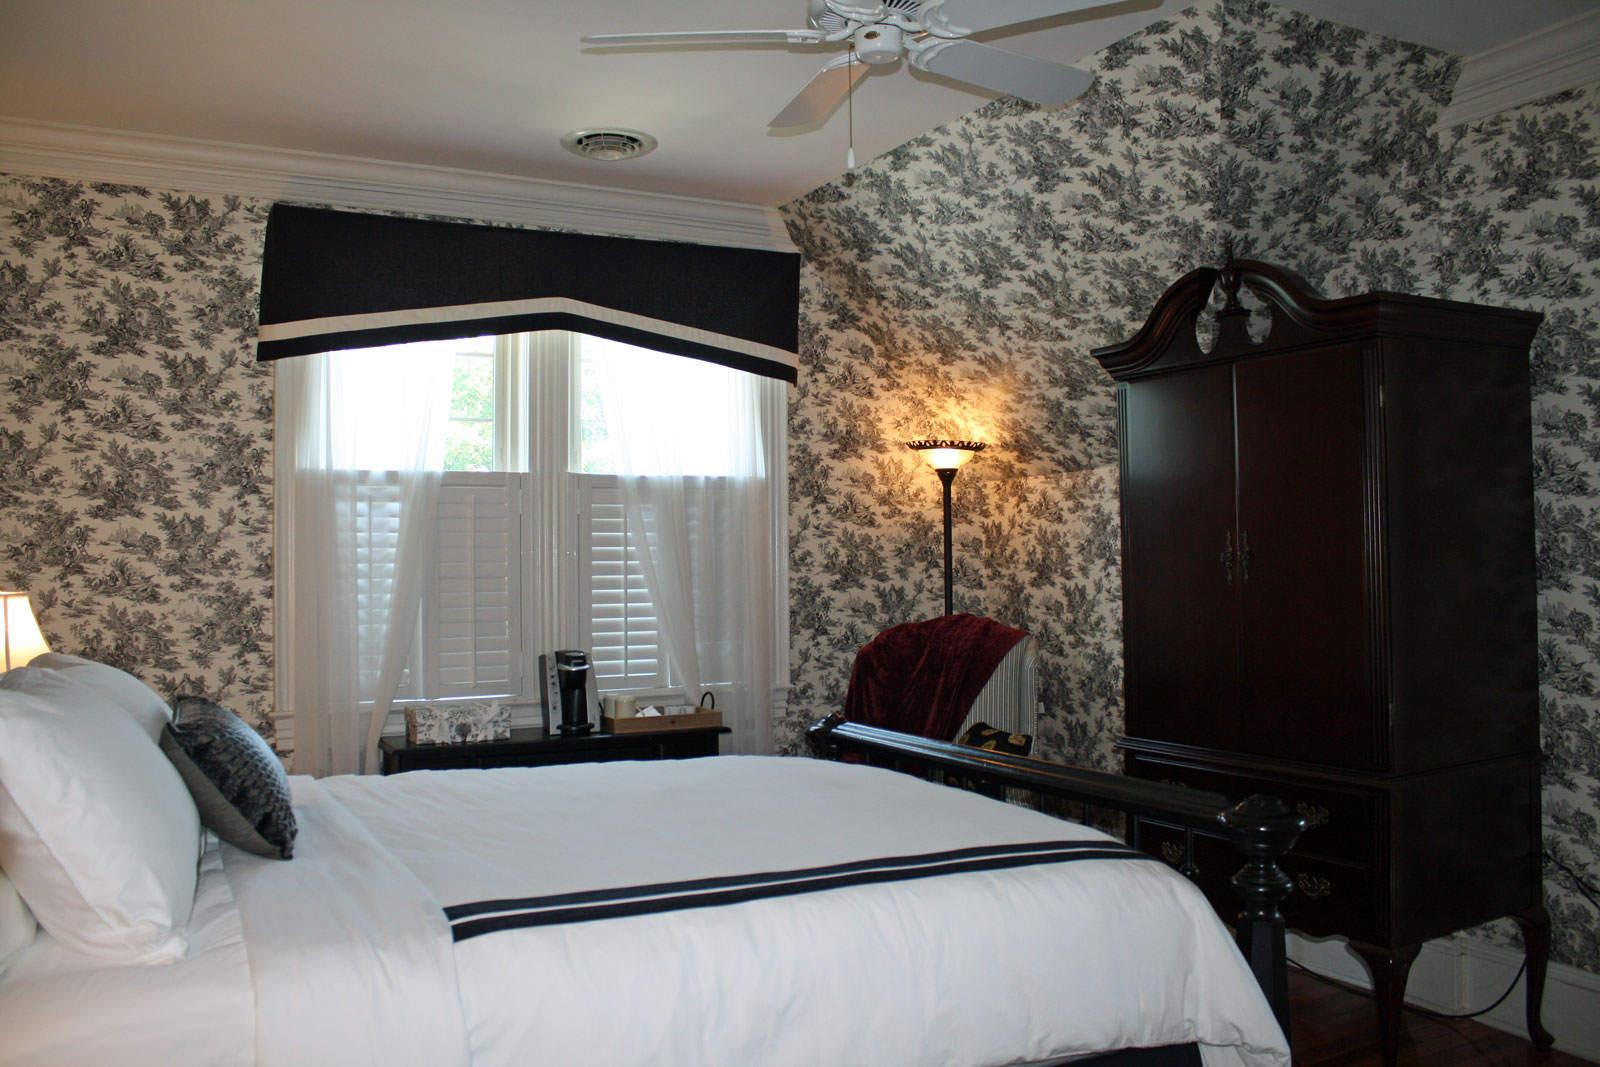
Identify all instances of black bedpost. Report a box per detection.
[808,711,848,760]
[1220,795,1305,1041]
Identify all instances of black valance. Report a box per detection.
[255,204,800,383]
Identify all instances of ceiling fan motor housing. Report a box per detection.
[853,23,904,63]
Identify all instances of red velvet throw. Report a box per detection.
[842,614,1029,742]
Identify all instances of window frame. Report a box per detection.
[379,331,695,732]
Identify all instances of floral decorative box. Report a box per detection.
[404,702,510,745]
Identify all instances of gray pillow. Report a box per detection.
[160,696,296,860]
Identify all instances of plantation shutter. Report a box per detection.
[426,474,523,697]
[349,473,413,697]
[579,476,668,689]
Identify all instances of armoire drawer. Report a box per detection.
[1136,818,1375,941]
[1125,752,1374,867]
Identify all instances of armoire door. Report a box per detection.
[1120,363,1241,751]
[1233,347,1373,768]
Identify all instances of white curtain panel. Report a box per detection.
[275,347,452,776]
[595,349,782,755]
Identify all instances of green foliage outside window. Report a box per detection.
[445,354,494,471]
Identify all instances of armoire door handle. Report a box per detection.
[1240,529,1252,582]
[1221,531,1234,585]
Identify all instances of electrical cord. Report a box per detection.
[1291,847,1598,1022]
[1288,956,1528,1022]
[1411,958,1528,1021]
[1547,849,1600,910]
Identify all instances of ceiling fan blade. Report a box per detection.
[911,40,1094,107]
[768,59,871,128]
[582,28,826,46]
[923,0,1119,35]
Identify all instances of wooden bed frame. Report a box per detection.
[809,713,1306,1037]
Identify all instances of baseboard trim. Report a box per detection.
[1288,932,1600,1062]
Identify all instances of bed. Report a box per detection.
[0,657,1294,1067]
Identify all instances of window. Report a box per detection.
[326,331,771,713]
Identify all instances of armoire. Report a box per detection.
[1092,258,1549,1063]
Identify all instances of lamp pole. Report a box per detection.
[937,466,957,616]
[908,439,985,619]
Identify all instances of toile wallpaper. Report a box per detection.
[0,178,275,732]
[776,0,1600,970]
[2,0,1600,971]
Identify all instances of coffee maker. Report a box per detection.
[543,649,594,736]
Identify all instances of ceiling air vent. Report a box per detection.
[561,129,658,161]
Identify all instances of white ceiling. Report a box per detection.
[0,0,1593,210]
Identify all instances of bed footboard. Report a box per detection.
[808,713,1305,1036]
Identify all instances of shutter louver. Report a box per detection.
[582,478,668,688]
[350,474,409,696]
[428,474,522,697]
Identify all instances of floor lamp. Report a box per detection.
[908,439,985,617]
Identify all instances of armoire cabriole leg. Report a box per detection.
[1350,939,1420,1067]
[1514,903,1555,1050]
[1220,795,1306,1041]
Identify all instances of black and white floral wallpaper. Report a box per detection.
[2,0,1599,971]
[0,177,275,734]
[776,0,1600,970]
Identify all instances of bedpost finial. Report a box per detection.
[808,712,849,759]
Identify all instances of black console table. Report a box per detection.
[379,725,729,774]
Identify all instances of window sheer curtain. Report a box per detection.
[275,348,452,776]
[595,352,783,755]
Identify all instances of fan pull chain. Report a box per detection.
[847,47,857,169]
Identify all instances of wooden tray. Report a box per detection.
[602,710,723,734]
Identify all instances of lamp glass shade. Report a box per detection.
[0,591,50,671]
[918,446,978,471]
[909,440,985,471]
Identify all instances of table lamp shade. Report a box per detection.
[0,590,50,671]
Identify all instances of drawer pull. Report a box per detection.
[1296,803,1330,830]
[1159,839,1200,880]
[1297,873,1332,900]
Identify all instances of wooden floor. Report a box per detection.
[1289,967,1593,1066]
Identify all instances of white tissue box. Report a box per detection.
[405,702,510,745]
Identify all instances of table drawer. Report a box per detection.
[1126,752,1374,867]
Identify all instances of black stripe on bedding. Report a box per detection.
[446,838,1154,942]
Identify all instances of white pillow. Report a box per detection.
[0,868,36,970]
[0,667,201,964]
[24,652,173,741]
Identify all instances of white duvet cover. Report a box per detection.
[0,755,1289,1067]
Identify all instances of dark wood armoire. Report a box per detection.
[1092,259,1549,1063]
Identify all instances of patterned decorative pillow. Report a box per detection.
[159,696,296,860]
[950,721,1034,799]
[956,721,1033,757]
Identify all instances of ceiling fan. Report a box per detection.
[582,0,1113,129]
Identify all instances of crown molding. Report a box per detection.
[1441,9,1600,126]
[0,117,795,252]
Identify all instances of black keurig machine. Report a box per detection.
[552,649,594,736]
